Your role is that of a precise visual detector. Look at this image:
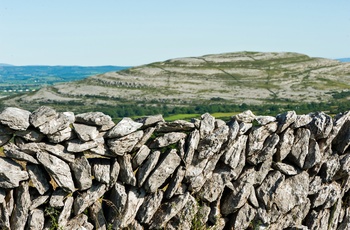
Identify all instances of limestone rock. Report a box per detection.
[149,193,190,229]
[37,112,75,135]
[198,172,225,203]
[272,162,299,176]
[255,115,276,125]
[42,143,75,163]
[49,188,68,208]
[200,113,216,136]
[29,106,57,127]
[27,208,45,230]
[239,122,253,135]
[91,158,111,184]
[109,159,120,188]
[58,196,74,228]
[0,188,5,203]
[70,153,92,190]
[10,181,31,230]
[247,133,279,165]
[108,130,143,155]
[27,164,50,195]
[137,150,161,187]
[293,114,313,128]
[144,149,181,193]
[231,203,257,230]
[107,182,127,222]
[136,190,164,224]
[311,182,341,209]
[274,172,309,213]
[221,168,256,215]
[0,107,31,131]
[107,117,143,138]
[150,132,187,148]
[36,151,75,193]
[305,209,330,230]
[307,112,333,139]
[67,137,103,153]
[303,138,321,169]
[275,127,295,161]
[0,157,29,188]
[65,214,94,230]
[165,166,186,199]
[332,118,350,154]
[288,128,311,168]
[118,154,137,186]
[133,127,155,150]
[3,143,39,164]
[75,111,115,131]
[319,155,340,182]
[132,145,151,170]
[73,183,107,215]
[135,114,164,127]
[15,128,44,142]
[29,195,49,211]
[234,110,256,123]
[0,134,12,147]
[184,129,200,165]
[118,187,145,228]
[73,123,99,141]
[89,201,107,230]
[155,120,195,132]
[276,110,297,133]
[47,127,75,143]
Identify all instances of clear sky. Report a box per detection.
[0,0,349,66]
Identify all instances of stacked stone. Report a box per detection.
[0,106,350,229]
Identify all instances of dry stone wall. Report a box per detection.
[0,106,350,229]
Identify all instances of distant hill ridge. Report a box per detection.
[2,51,350,116]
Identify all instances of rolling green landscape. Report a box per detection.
[1,52,350,120]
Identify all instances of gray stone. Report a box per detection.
[256,170,285,210]
[309,176,323,195]
[274,172,309,213]
[293,114,313,128]
[184,129,200,165]
[311,182,341,208]
[272,162,299,176]
[135,114,164,127]
[0,199,11,229]
[107,117,143,138]
[221,168,256,215]
[0,157,29,188]
[73,123,99,141]
[89,201,107,230]
[165,166,186,199]
[239,122,252,135]
[254,156,273,185]
[3,143,39,164]
[136,150,161,187]
[73,183,107,215]
[275,127,294,161]
[150,132,187,148]
[320,155,340,182]
[118,154,137,186]
[36,151,75,193]
[234,110,256,123]
[119,187,145,228]
[149,193,190,229]
[57,196,74,228]
[221,133,247,169]
[144,149,181,193]
[47,127,75,143]
[255,115,276,125]
[29,106,57,127]
[132,145,151,170]
[198,172,225,203]
[231,203,257,230]
[107,130,143,155]
[288,128,311,168]
[42,143,75,163]
[49,188,68,208]
[247,133,279,165]
[15,128,44,142]
[67,137,104,153]
[155,120,195,132]
[107,182,127,223]
[10,181,31,230]
[89,143,113,157]
[0,107,31,131]
[332,119,350,154]
[136,190,164,224]
[307,112,333,139]
[133,127,155,150]
[200,113,216,136]
[75,111,115,131]
[27,164,50,195]
[27,208,45,230]
[305,209,330,230]
[0,134,12,147]
[334,153,350,180]
[166,194,198,230]
[65,214,94,230]
[0,188,5,204]
[303,138,321,169]
[69,153,92,191]
[109,159,120,188]
[91,158,111,184]
[276,110,297,133]
[337,207,350,230]
[37,112,75,135]
[29,195,50,211]
[248,186,259,208]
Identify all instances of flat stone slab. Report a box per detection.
[0,107,31,131]
[0,157,29,188]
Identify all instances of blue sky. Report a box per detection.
[0,0,349,66]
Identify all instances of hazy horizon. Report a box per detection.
[1,0,349,66]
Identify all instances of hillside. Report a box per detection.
[2,52,350,117]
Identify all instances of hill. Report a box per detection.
[2,52,350,117]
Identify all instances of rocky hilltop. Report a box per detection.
[3,52,350,112]
[1,106,350,229]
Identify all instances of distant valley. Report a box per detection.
[1,52,350,118]
[0,65,129,96]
